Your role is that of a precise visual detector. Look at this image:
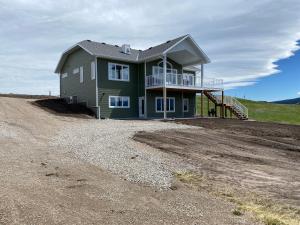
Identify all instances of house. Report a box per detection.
[55,34,248,119]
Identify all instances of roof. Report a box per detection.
[55,34,210,73]
[78,40,140,62]
[138,35,188,61]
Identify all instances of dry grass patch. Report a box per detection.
[174,171,300,225]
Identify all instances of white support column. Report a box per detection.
[201,64,204,88]
[163,54,167,120]
[144,61,147,118]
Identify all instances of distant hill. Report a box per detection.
[273,97,300,104]
[196,96,300,125]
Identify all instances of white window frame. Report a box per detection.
[109,96,130,108]
[152,66,177,76]
[79,66,83,83]
[73,68,79,74]
[155,97,175,113]
[183,98,189,112]
[91,61,95,80]
[61,73,68,78]
[108,62,130,81]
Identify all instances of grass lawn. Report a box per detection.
[196,95,300,125]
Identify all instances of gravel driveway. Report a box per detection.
[52,119,198,188]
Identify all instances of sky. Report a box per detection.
[0,0,300,101]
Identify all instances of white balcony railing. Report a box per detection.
[146,73,223,89]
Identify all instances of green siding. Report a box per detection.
[60,49,96,108]
[60,50,197,119]
[146,90,196,118]
[97,58,140,118]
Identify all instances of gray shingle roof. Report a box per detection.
[77,35,188,62]
[55,34,209,73]
[78,40,140,62]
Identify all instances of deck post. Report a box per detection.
[215,104,217,117]
[163,54,167,120]
[207,96,210,116]
[221,90,225,118]
[181,91,184,118]
[144,61,147,118]
[200,91,204,117]
[201,64,204,88]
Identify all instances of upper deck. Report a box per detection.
[145,73,223,91]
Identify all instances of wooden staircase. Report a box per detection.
[204,91,248,120]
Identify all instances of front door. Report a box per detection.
[139,97,145,118]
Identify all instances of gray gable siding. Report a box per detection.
[60,49,96,108]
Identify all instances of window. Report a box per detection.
[91,61,95,80]
[183,98,189,112]
[61,73,68,78]
[108,63,129,81]
[152,66,177,75]
[156,97,175,113]
[80,66,83,83]
[73,68,79,74]
[109,96,130,108]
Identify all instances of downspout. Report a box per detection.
[95,57,100,119]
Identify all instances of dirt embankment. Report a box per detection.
[134,118,300,208]
[0,98,256,225]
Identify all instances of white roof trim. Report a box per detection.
[163,34,210,64]
[163,35,189,55]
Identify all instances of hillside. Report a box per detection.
[273,97,300,104]
[196,95,300,125]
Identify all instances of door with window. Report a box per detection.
[139,97,145,118]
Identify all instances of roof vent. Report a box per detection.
[148,47,152,50]
[166,40,171,43]
[101,42,106,45]
[86,40,91,42]
[115,45,119,47]
[121,44,131,54]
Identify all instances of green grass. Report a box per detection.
[196,96,300,125]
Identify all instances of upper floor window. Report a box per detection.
[61,73,68,78]
[79,66,83,83]
[108,63,129,81]
[73,68,79,74]
[91,61,96,80]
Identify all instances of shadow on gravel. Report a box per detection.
[32,98,95,119]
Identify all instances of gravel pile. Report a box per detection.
[51,119,198,188]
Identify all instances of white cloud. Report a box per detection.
[0,0,300,94]
[297,92,300,95]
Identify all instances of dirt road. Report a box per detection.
[0,97,255,225]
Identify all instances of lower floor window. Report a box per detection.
[109,96,130,108]
[156,97,175,112]
[183,98,189,112]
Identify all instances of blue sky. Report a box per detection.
[227,45,300,101]
[0,0,300,101]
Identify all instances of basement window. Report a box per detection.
[109,96,130,108]
[156,97,175,113]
